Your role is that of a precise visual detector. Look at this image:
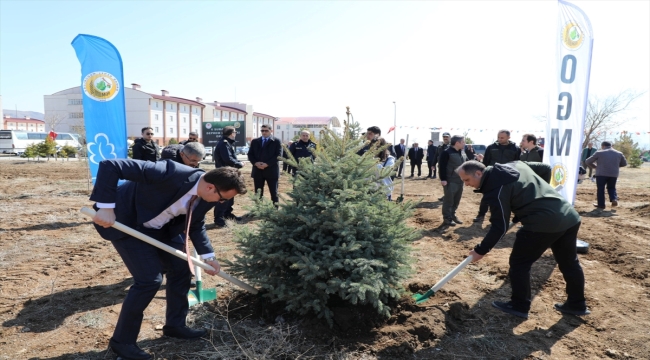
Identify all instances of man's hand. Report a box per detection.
[469,250,484,262]
[203,258,221,275]
[441,180,448,186]
[93,208,116,228]
[476,154,484,161]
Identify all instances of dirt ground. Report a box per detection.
[0,158,649,360]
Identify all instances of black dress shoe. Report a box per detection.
[109,338,152,360]
[492,301,529,319]
[554,303,591,316]
[225,215,243,222]
[162,325,207,339]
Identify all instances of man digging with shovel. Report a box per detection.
[457,160,590,320]
[90,159,247,360]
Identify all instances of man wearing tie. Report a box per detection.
[408,142,424,177]
[91,159,247,360]
[248,124,283,204]
[393,138,407,177]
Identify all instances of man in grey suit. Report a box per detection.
[91,159,247,360]
[585,141,627,209]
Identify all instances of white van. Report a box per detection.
[0,130,81,155]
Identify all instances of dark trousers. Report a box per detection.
[595,176,618,207]
[477,196,488,217]
[213,197,235,220]
[253,172,279,203]
[396,162,404,177]
[427,161,437,177]
[442,182,463,220]
[111,228,191,344]
[411,163,422,176]
[508,222,585,312]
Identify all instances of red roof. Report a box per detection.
[276,117,336,125]
[3,117,45,123]
[218,105,247,114]
[253,112,276,118]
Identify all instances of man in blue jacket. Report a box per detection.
[214,126,244,226]
[91,159,247,360]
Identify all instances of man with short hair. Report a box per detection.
[407,142,424,177]
[436,132,451,200]
[458,160,589,319]
[581,142,598,179]
[132,127,160,162]
[248,124,283,204]
[474,130,520,222]
[394,138,407,178]
[426,139,438,179]
[519,134,544,162]
[289,130,317,176]
[161,142,205,168]
[585,141,627,209]
[90,159,247,360]
[180,131,199,145]
[357,126,381,156]
[214,126,244,226]
[438,135,468,226]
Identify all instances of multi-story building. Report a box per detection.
[274,117,342,142]
[44,85,276,145]
[2,115,45,132]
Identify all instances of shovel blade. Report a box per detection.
[412,289,435,304]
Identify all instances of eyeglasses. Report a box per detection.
[145,133,154,135]
[180,152,201,166]
[260,130,270,133]
[215,188,233,203]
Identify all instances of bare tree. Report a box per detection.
[582,90,644,149]
[44,111,67,132]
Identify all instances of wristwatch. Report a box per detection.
[204,256,217,262]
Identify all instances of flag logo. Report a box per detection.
[561,22,584,50]
[83,71,120,102]
[550,163,569,188]
[205,122,212,129]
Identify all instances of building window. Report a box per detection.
[277,125,280,130]
[194,108,197,113]
[170,116,174,122]
[183,117,186,123]
[239,114,244,120]
[215,110,220,119]
[170,128,174,134]
[195,118,198,124]
[183,106,186,111]
[155,102,158,108]
[155,114,159,120]
[170,104,174,110]
[183,129,187,134]
[68,99,83,105]
[69,112,84,118]
[155,127,159,132]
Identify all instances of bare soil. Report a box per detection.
[0,159,649,359]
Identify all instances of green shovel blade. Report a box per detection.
[412,289,435,304]
[188,280,217,307]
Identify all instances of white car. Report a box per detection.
[204,144,213,160]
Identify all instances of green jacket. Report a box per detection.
[473,161,580,255]
[520,146,544,162]
[581,147,597,162]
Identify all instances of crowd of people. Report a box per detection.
[96,125,627,359]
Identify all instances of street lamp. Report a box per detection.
[393,101,396,145]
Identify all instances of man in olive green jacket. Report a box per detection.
[457,160,589,319]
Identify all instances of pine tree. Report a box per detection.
[226,119,419,326]
[36,137,57,161]
[613,133,642,168]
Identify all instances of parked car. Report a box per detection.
[472,144,487,156]
[0,130,81,155]
[236,146,249,155]
[204,145,213,160]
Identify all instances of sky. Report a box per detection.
[1,0,649,147]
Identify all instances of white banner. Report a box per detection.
[545,0,593,204]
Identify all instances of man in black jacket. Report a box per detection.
[160,142,204,168]
[180,131,199,145]
[289,130,317,176]
[426,140,437,178]
[519,134,544,162]
[438,135,468,226]
[458,160,589,319]
[407,142,424,177]
[436,132,451,200]
[394,138,407,177]
[132,127,160,162]
[473,130,520,222]
[248,124,283,204]
[214,126,244,226]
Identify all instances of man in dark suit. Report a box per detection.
[407,142,424,177]
[393,138,406,177]
[248,124,283,204]
[132,127,160,162]
[426,139,438,179]
[91,159,247,360]
[214,126,244,226]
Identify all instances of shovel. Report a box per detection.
[80,207,258,295]
[412,255,473,304]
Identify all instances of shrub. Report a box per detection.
[226,120,418,326]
